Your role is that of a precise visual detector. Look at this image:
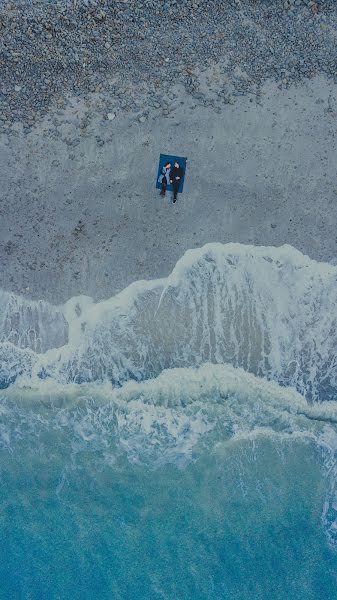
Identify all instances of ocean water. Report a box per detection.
[1,243,337,599]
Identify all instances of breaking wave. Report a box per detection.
[2,362,337,565]
[1,243,336,401]
[2,362,337,464]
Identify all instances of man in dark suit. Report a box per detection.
[170,161,184,203]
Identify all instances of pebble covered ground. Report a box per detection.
[1,0,337,134]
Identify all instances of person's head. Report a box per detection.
[164,162,171,169]
[174,161,179,168]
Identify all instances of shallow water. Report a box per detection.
[1,366,337,599]
[1,244,337,598]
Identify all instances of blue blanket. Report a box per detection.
[156,154,187,192]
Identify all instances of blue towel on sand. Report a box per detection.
[156,154,187,192]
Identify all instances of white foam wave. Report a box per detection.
[2,361,337,546]
[1,243,337,401]
[0,288,68,353]
[3,363,337,456]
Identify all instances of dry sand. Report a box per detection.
[1,76,337,304]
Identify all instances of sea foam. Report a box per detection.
[1,243,336,400]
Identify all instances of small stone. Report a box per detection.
[14,85,21,92]
[107,112,116,120]
[139,115,146,123]
[12,122,22,133]
[271,223,277,229]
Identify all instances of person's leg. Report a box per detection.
[173,182,179,202]
[160,178,167,196]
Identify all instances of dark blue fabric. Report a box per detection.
[156,154,187,192]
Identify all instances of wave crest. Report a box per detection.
[1,243,336,401]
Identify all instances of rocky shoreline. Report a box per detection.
[1,0,337,134]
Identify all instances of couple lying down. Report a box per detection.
[158,161,185,203]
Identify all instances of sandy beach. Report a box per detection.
[1,0,337,305]
[1,76,337,304]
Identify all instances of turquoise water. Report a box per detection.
[1,374,337,599]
